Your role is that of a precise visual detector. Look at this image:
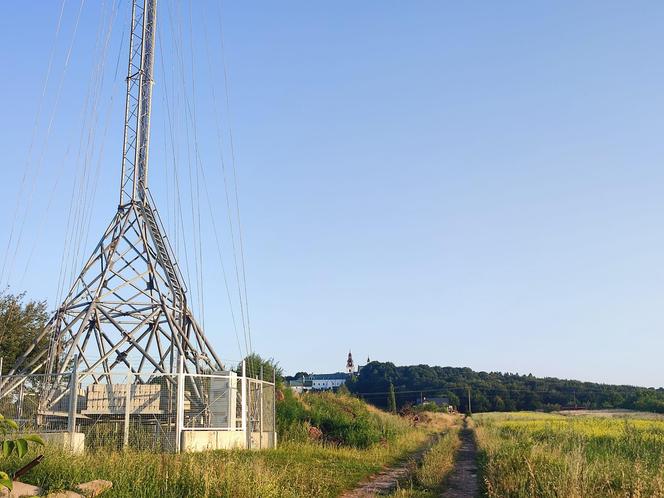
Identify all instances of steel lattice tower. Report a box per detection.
[5,0,223,393]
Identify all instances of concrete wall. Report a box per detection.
[181,430,277,452]
[36,430,277,454]
[181,430,246,452]
[250,431,277,450]
[40,432,85,454]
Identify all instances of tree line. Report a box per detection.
[347,361,664,413]
[4,290,664,415]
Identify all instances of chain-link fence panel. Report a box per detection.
[0,370,276,452]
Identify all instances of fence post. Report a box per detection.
[259,365,264,449]
[18,382,24,420]
[175,355,185,453]
[273,369,277,448]
[241,360,248,449]
[123,371,132,449]
[0,356,5,401]
[68,355,79,437]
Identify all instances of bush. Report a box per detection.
[276,390,408,448]
[410,403,445,414]
[276,388,310,443]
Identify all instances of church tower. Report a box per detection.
[346,350,355,374]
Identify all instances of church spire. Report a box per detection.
[346,350,355,374]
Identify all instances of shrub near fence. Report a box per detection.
[277,390,410,448]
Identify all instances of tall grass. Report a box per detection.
[0,433,430,498]
[278,390,411,447]
[390,414,461,498]
[1,392,429,498]
[475,412,664,498]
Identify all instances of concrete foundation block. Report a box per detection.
[180,430,277,452]
[39,432,85,454]
[250,431,277,449]
[181,430,246,452]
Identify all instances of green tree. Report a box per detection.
[0,292,48,374]
[237,353,283,386]
[348,360,664,414]
[446,391,460,409]
[388,382,397,413]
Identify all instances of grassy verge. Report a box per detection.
[475,411,664,497]
[3,433,427,497]
[278,390,412,447]
[1,393,435,498]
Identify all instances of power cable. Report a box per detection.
[5,0,87,287]
[0,0,68,286]
[201,7,252,362]
[56,0,117,305]
[217,3,253,357]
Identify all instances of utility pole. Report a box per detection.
[467,386,472,415]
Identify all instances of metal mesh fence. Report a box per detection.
[76,372,177,451]
[0,369,275,452]
[182,373,239,430]
[0,373,74,432]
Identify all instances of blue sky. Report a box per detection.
[1,1,663,387]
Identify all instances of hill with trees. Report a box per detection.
[348,361,664,413]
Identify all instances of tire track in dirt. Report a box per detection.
[340,434,440,498]
[440,418,479,498]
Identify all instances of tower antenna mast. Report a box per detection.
[3,0,223,400]
[120,0,157,205]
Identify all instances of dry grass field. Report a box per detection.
[475,411,664,497]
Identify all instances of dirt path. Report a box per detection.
[340,435,439,498]
[440,419,479,498]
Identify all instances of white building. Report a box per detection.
[308,373,349,390]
